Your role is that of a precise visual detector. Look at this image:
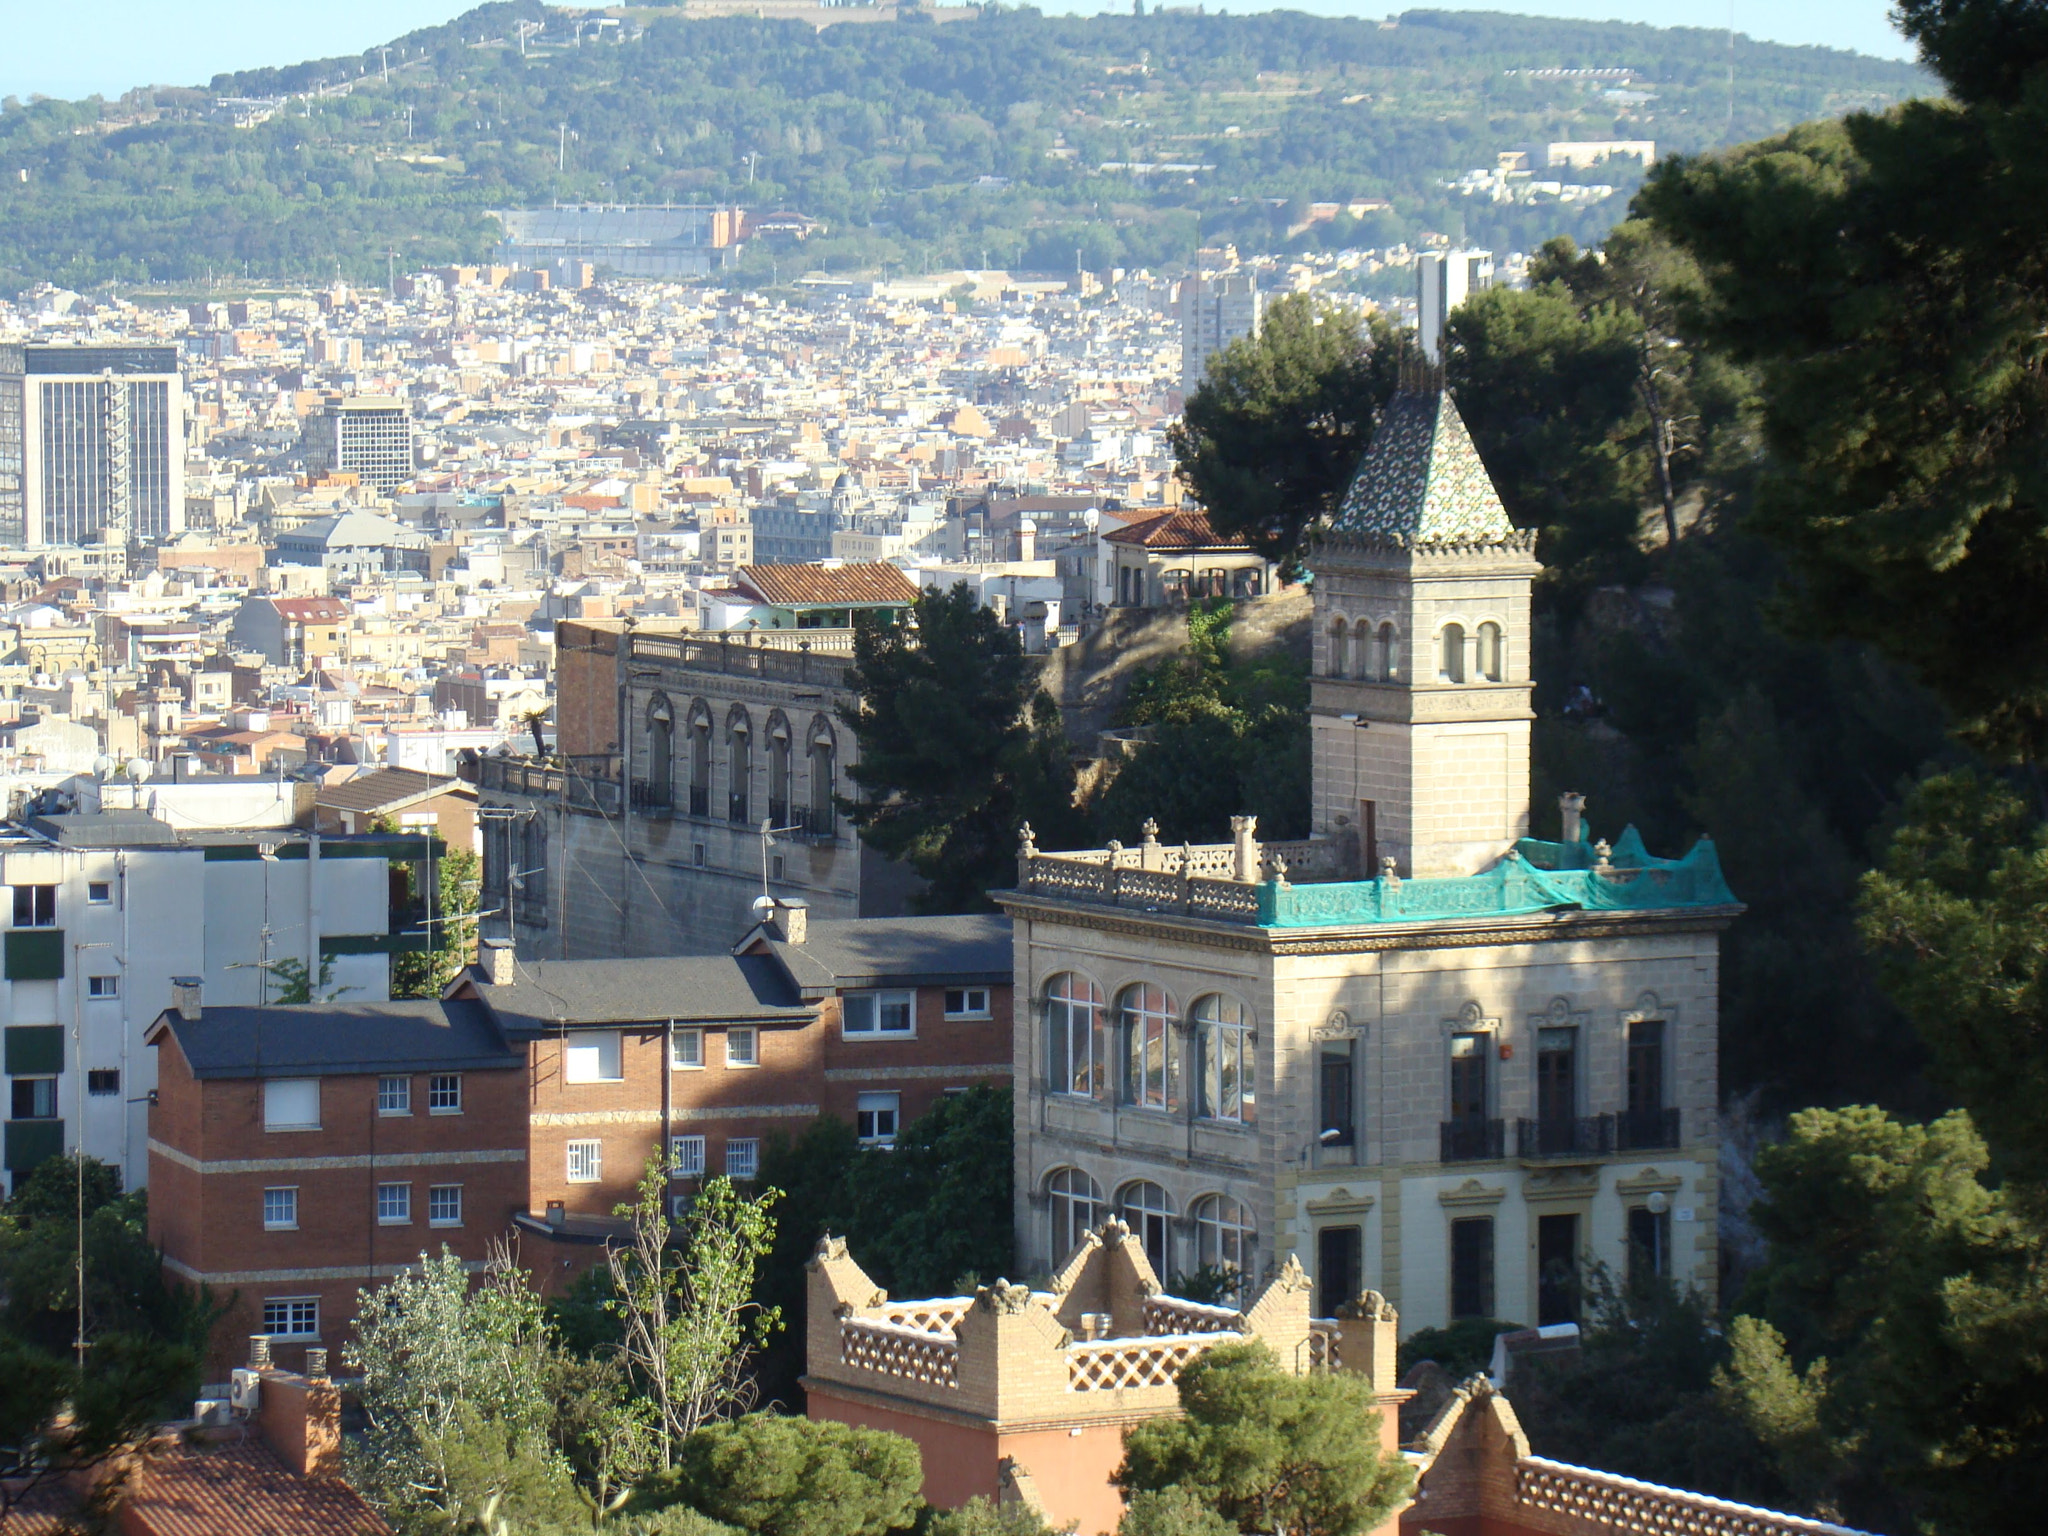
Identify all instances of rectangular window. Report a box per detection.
[671,1029,703,1069]
[428,1074,462,1113]
[262,1298,318,1338]
[1627,1020,1666,1116]
[11,885,55,927]
[87,1069,119,1096]
[726,1027,758,1067]
[377,1182,411,1224]
[1628,1205,1671,1290]
[378,1075,411,1115]
[1319,1039,1356,1149]
[856,1091,900,1146]
[841,991,915,1036]
[86,881,111,904]
[263,1186,298,1231]
[1538,1212,1580,1325]
[263,1077,320,1130]
[726,1137,760,1179]
[566,1140,602,1183]
[86,974,118,999]
[428,1185,463,1227]
[1450,1216,1495,1320]
[11,1076,57,1119]
[943,987,990,1019]
[564,1030,623,1084]
[1317,1225,1362,1317]
[671,1134,706,1177]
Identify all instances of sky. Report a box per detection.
[0,0,1912,102]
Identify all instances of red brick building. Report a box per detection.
[145,990,526,1376]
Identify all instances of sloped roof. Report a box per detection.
[1102,508,1256,552]
[266,597,350,622]
[471,952,813,1035]
[735,562,920,608]
[1330,386,1516,547]
[755,913,1012,994]
[117,1439,392,1536]
[315,766,466,816]
[148,998,517,1079]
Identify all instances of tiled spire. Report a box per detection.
[1328,380,1518,548]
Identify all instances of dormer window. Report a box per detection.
[1439,623,1466,684]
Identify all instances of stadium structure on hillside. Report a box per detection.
[491,204,746,278]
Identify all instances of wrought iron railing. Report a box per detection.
[1440,1117,1505,1163]
[1517,1115,1616,1159]
[1615,1106,1682,1151]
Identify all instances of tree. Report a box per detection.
[608,1162,782,1469]
[841,583,1077,911]
[931,1495,1066,1536]
[847,1082,1014,1297]
[267,953,353,1004]
[1636,4,2048,762]
[1118,1487,1235,1536]
[1857,771,2048,1191]
[1114,1342,1414,1536]
[5,1151,122,1223]
[1169,296,1409,562]
[675,1414,922,1536]
[346,1245,567,1526]
[393,847,483,998]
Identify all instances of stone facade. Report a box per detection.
[1001,379,1735,1336]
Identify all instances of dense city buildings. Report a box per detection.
[300,396,415,496]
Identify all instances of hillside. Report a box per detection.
[0,3,1930,290]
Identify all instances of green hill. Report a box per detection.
[0,3,1929,289]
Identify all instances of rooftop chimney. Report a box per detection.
[172,976,203,1022]
[482,937,516,987]
[775,897,808,945]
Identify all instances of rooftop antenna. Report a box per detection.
[757,814,803,903]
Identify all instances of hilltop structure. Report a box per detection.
[1001,373,1737,1334]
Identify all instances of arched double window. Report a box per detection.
[1194,995,1255,1124]
[646,695,675,809]
[687,701,713,818]
[1439,623,1466,684]
[1116,1180,1174,1278]
[1376,622,1398,683]
[1477,622,1504,683]
[1119,983,1179,1111]
[726,707,752,824]
[1047,1167,1104,1261]
[1045,973,1105,1098]
[1193,1194,1255,1291]
[808,718,837,837]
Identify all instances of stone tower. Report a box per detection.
[1308,370,1540,877]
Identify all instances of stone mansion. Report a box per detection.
[1000,374,1739,1334]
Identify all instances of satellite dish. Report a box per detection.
[750,894,776,916]
[92,755,114,780]
[126,758,151,784]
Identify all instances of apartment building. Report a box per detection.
[1001,376,1737,1334]
[146,989,526,1377]
[0,343,186,546]
[2,813,424,1195]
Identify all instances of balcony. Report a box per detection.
[1517,1115,1616,1160]
[1440,1117,1505,1164]
[1615,1106,1682,1151]
[630,780,675,816]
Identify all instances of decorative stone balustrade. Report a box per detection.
[1308,1319,1341,1371]
[1515,1458,1869,1536]
[878,1298,974,1335]
[839,1315,960,1388]
[1142,1295,1243,1336]
[1067,1333,1221,1392]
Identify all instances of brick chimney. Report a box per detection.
[254,1363,342,1478]
[774,897,808,945]
[481,937,515,987]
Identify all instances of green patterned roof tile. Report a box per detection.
[1330,386,1516,547]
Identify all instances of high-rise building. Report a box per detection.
[0,344,186,546]
[303,396,415,495]
[1179,271,1263,395]
[1417,249,1495,361]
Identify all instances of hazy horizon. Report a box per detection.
[1,0,1913,104]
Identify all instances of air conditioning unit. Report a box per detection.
[669,1193,694,1220]
[229,1368,262,1413]
[193,1398,230,1426]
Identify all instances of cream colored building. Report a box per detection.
[1001,376,1737,1334]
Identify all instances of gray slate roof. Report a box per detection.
[1330,387,1517,547]
[150,998,516,1079]
[316,767,464,815]
[759,913,1012,994]
[472,952,812,1035]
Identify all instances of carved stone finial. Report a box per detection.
[814,1233,849,1264]
[1107,839,1124,858]
[1019,822,1037,855]
[978,1279,1035,1315]
[1379,855,1400,888]
[1339,1288,1398,1324]
[1141,817,1160,847]
[1558,791,1586,846]
[1593,838,1613,874]
[1273,1252,1312,1293]
[1099,1215,1132,1246]
[1270,853,1290,887]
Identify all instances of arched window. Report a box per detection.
[1194,995,1255,1124]
[808,719,836,837]
[767,713,792,826]
[645,695,674,809]
[517,814,548,917]
[727,708,752,824]
[687,702,712,818]
[1439,623,1466,684]
[1477,622,1504,683]
[1193,1194,1255,1291]
[1118,983,1179,1111]
[1376,623,1398,683]
[1045,973,1105,1098]
[1047,1167,1104,1261]
[1116,1180,1175,1278]
[1327,618,1347,679]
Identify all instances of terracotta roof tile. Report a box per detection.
[1101,509,1256,550]
[735,562,919,608]
[121,1441,390,1536]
